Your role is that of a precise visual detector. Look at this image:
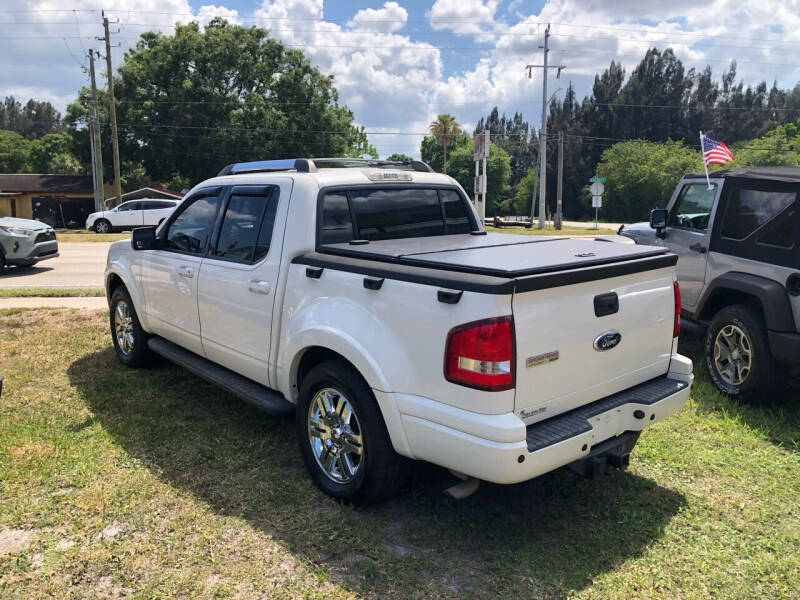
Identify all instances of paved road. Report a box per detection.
[0,243,111,288]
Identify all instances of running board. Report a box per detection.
[147,337,295,416]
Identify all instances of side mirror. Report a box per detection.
[131,226,157,251]
[650,209,668,238]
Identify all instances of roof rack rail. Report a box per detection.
[217,157,434,177]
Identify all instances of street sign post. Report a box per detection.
[589,180,605,229]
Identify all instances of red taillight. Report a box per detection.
[673,281,681,338]
[444,316,515,391]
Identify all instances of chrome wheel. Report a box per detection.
[114,300,135,356]
[307,387,364,483]
[714,324,752,386]
[95,220,110,233]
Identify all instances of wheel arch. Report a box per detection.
[104,266,151,332]
[695,272,795,331]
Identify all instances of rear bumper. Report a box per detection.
[769,331,800,364]
[391,354,693,484]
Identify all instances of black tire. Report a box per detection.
[704,304,785,398]
[109,286,153,368]
[95,219,112,234]
[0,252,5,273]
[297,359,410,504]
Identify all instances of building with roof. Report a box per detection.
[0,174,117,228]
[104,186,183,208]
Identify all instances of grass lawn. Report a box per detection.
[486,225,617,236]
[0,288,104,298]
[0,309,798,599]
[55,230,130,243]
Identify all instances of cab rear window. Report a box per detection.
[318,187,475,244]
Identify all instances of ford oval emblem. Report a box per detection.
[593,331,622,351]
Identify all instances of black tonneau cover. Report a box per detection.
[318,233,669,278]
[292,233,677,294]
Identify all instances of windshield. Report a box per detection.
[318,187,476,245]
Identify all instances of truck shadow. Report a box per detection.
[69,349,686,597]
[677,332,800,452]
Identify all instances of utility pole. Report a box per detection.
[87,50,104,213]
[100,12,122,208]
[555,130,564,229]
[526,24,565,229]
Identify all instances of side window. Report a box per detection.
[213,188,278,263]
[117,201,140,212]
[165,191,222,254]
[668,184,717,231]
[721,187,797,240]
[756,207,795,249]
[320,192,353,244]
[440,189,473,234]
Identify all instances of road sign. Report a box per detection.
[589,176,606,183]
[473,130,490,160]
[592,195,602,208]
[589,181,605,196]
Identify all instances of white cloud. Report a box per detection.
[196,5,241,27]
[348,2,408,34]
[429,0,500,40]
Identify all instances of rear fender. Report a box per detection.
[105,263,150,332]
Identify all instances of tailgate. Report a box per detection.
[512,267,675,424]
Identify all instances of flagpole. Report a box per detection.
[700,131,712,190]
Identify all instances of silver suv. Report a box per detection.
[0,216,59,272]
[620,167,799,397]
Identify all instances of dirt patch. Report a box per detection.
[0,528,34,556]
[7,442,53,458]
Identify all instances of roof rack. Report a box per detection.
[216,157,434,177]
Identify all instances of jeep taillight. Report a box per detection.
[444,316,514,391]
[673,281,681,338]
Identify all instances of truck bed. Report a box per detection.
[294,234,677,294]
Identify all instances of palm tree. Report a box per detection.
[428,114,462,173]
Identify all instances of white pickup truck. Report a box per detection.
[105,158,693,503]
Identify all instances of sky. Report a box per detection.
[2,0,800,159]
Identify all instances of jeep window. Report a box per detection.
[319,192,353,244]
[165,190,222,255]
[756,206,796,249]
[721,188,797,240]
[668,184,717,231]
[214,187,278,263]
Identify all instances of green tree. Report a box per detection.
[428,114,462,173]
[730,120,800,167]
[28,132,81,173]
[0,130,31,172]
[66,18,374,187]
[0,97,63,139]
[385,153,413,162]
[512,168,538,216]
[595,139,702,222]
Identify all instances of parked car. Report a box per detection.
[104,157,693,503]
[619,167,800,397]
[86,199,179,233]
[0,216,58,271]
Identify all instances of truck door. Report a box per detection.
[197,181,290,388]
[140,188,223,355]
[662,181,721,311]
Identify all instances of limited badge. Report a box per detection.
[526,350,559,368]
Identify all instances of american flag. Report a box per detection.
[701,134,734,166]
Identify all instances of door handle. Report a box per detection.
[178,265,194,278]
[247,279,271,295]
[689,243,707,254]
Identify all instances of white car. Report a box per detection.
[86,198,179,233]
[104,158,693,504]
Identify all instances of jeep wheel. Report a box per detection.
[297,360,409,504]
[110,286,152,367]
[705,304,785,398]
[94,219,111,234]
